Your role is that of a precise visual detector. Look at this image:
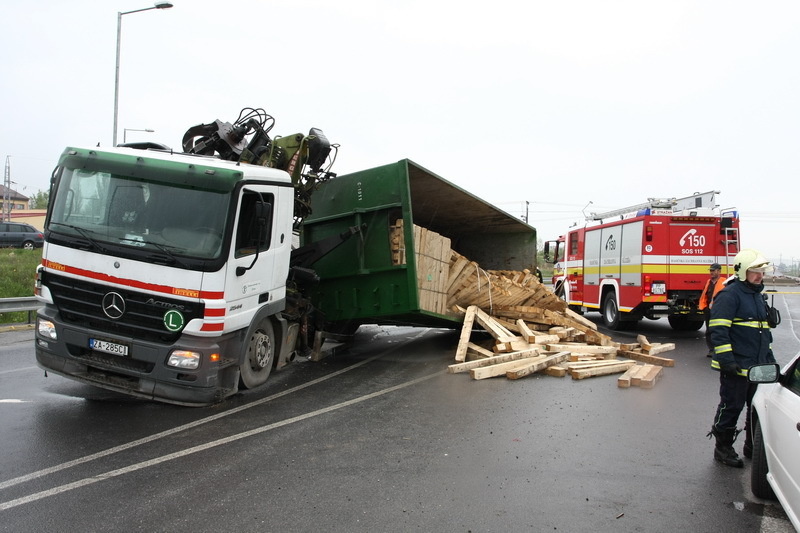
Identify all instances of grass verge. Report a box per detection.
[0,248,41,324]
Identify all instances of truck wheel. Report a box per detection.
[751,418,776,500]
[239,319,276,389]
[602,292,621,329]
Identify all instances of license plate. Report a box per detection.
[652,283,666,295]
[89,338,129,356]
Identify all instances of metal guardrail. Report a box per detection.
[0,296,39,324]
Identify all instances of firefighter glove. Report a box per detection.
[720,362,742,376]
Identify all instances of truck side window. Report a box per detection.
[235,191,274,257]
[570,233,578,256]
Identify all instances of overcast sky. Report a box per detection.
[2,1,799,266]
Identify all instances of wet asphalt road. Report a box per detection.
[1,294,798,532]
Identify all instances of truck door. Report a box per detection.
[583,228,602,307]
[619,220,643,308]
[599,224,622,298]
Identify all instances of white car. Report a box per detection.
[749,352,800,530]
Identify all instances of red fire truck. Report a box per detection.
[543,192,740,330]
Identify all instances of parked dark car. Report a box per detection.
[0,222,44,249]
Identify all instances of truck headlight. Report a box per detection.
[167,350,201,370]
[37,318,57,340]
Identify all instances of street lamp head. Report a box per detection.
[155,2,174,9]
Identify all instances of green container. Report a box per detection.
[301,160,537,328]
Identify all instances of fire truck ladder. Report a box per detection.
[587,191,720,221]
[721,208,739,271]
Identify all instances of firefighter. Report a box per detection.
[708,249,775,468]
[699,263,726,357]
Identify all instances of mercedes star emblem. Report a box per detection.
[102,292,126,320]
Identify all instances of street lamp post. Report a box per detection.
[123,128,155,143]
[113,1,174,147]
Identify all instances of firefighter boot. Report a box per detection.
[710,427,744,468]
[743,421,753,459]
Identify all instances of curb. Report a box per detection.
[0,324,35,333]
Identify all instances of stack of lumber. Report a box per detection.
[446,253,567,313]
[391,220,452,315]
[449,306,675,389]
[389,221,678,390]
[390,221,565,317]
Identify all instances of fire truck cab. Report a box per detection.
[544,192,739,330]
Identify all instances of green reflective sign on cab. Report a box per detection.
[164,310,185,332]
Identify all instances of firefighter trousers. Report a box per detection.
[712,372,756,433]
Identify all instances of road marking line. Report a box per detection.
[0,366,40,376]
[0,327,431,492]
[0,368,441,511]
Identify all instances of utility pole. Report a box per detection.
[3,156,10,222]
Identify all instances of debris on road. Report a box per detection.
[400,223,677,388]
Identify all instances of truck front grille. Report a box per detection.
[43,271,204,344]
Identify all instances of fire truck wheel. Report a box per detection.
[602,292,621,330]
[240,319,276,389]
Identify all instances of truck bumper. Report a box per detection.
[34,306,235,406]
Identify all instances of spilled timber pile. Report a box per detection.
[393,222,676,388]
[449,308,675,389]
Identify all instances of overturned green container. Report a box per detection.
[301,160,537,328]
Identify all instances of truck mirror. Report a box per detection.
[255,201,272,226]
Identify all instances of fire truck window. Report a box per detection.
[570,233,578,255]
[235,191,274,258]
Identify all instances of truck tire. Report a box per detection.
[239,319,276,389]
[602,292,621,330]
[751,418,776,500]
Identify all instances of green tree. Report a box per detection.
[31,190,49,209]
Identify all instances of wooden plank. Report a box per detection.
[561,359,625,367]
[638,364,664,389]
[546,343,618,356]
[448,347,541,373]
[644,343,676,355]
[471,356,545,380]
[466,342,495,359]
[570,360,636,380]
[493,338,535,353]
[473,307,516,341]
[532,334,562,344]
[565,308,597,330]
[454,305,478,362]
[544,366,568,377]
[617,364,641,388]
[629,364,653,387]
[618,349,675,367]
[636,334,652,352]
[516,319,537,344]
[506,352,571,380]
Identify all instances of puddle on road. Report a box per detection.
[729,500,791,525]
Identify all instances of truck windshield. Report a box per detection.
[48,168,229,260]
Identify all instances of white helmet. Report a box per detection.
[732,249,770,281]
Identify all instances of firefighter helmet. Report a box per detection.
[732,249,770,281]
